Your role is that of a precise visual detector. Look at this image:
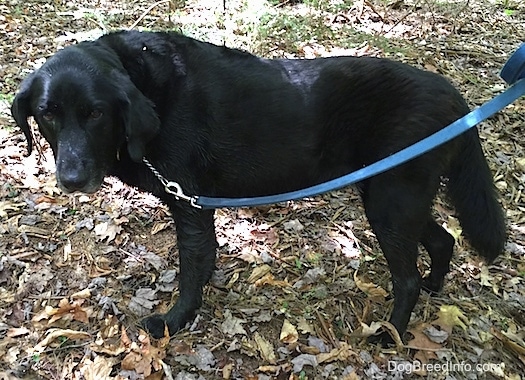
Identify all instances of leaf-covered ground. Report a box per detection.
[1,0,524,379]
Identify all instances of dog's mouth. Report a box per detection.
[56,178,103,194]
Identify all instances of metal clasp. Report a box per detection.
[164,181,202,209]
[142,157,202,209]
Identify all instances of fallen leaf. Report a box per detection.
[151,221,172,235]
[221,310,247,337]
[121,330,166,377]
[291,354,318,372]
[254,273,290,288]
[94,221,122,242]
[317,342,357,364]
[173,345,216,371]
[353,321,383,338]
[423,324,449,344]
[70,288,92,299]
[433,305,468,334]
[32,328,91,353]
[157,269,178,292]
[6,327,30,338]
[491,326,525,358]
[280,319,298,344]
[222,362,234,379]
[0,201,25,218]
[254,332,277,364]
[250,225,279,245]
[33,298,90,324]
[79,355,116,380]
[406,324,442,368]
[293,267,326,289]
[479,265,499,294]
[283,219,304,232]
[297,317,315,334]
[141,251,167,271]
[128,288,160,317]
[307,336,329,353]
[353,271,388,301]
[247,264,272,283]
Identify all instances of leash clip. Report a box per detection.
[142,157,202,209]
[164,181,201,208]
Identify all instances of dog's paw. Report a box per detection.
[142,314,169,339]
[422,277,443,294]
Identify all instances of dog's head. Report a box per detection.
[11,42,160,193]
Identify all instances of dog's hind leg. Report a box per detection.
[420,219,455,293]
[143,205,218,338]
[362,172,438,345]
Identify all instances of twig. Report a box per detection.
[128,0,171,30]
[315,310,340,348]
[364,0,384,22]
[29,120,47,165]
[160,360,175,380]
[384,0,421,36]
[403,345,452,352]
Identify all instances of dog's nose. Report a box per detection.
[58,170,90,193]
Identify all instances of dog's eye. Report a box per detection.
[89,109,103,120]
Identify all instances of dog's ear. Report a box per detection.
[117,72,160,162]
[11,75,36,156]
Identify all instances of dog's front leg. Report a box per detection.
[142,204,217,338]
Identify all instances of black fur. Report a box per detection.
[11,30,506,345]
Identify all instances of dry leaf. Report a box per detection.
[353,271,388,301]
[353,321,383,338]
[0,201,25,218]
[6,327,30,338]
[433,305,468,333]
[406,324,442,366]
[254,332,277,364]
[221,310,247,337]
[280,319,299,344]
[33,298,90,324]
[254,273,290,288]
[491,326,525,357]
[79,355,116,380]
[297,317,314,334]
[247,264,272,283]
[316,342,357,364]
[291,354,318,372]
[32,328,91,353]
[151,221,172,235]
[71,288,92,299]
[94,221,122,242]
[222,362,234,379]
[128,288,160,317]
[121,330,166,377]
[479,265,499,294]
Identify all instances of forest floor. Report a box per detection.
[0,0,524,379]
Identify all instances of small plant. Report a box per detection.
[295,257,303,269]
[67,208,78,216]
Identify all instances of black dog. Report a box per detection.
[11,30,505,345]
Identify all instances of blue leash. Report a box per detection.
[154,44,525,209]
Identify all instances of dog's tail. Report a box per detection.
[446,128,506,263]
